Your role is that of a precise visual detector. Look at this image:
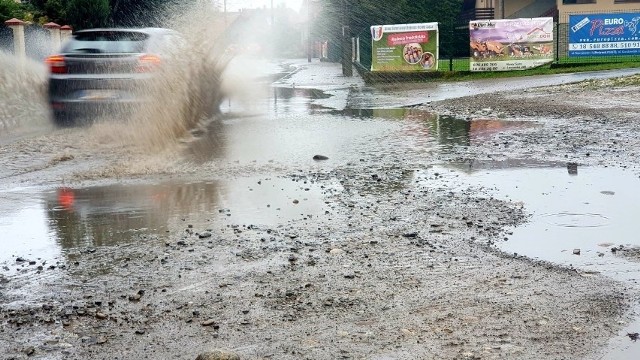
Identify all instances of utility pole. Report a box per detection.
[341,0,352,76]
[307,0,312,62]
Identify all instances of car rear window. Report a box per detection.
[63,31,149,54]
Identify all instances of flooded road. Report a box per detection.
[2,58,640,359]
[0,99,540,267]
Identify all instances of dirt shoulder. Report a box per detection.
[1,75,639,360]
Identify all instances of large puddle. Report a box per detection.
[425,164,640,278]
[420,163,640,358]
[0,176,338,266]
[200,92,539,166]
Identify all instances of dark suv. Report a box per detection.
[46,27,184,126]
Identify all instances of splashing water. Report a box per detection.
[109,3,233,151]
[0,53,50,133]
[1,2,276,163]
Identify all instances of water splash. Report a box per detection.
[114,3,232,150]
[0,52,50,132]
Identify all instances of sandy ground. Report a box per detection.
[1,63,640,360]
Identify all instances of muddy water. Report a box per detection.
[420,164,640,359]
[0,54,51,139]
[0,176,338,266]
[426,165,640,280]
[208,87,538,165]
[0,80,538,268]
[0,75,542,267]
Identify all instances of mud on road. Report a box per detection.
[1,71,640,360]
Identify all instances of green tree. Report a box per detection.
[313,0,464,63]
[22,0,51,24]
[0,0,25,22]
[66,0,110,30]
[110,0,183,27]
[24,0,192,28]
[44,0,67,24]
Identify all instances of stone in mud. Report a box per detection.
[24,346,35,355]
[199,232,212,239]
[195,350,240,360]
[201,319,217,326]
[312,155,329,160]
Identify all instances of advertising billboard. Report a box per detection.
[370,23,439,72]
[569,13,640,57]
[469,17,554,72]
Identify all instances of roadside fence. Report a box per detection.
[555,10,640,65]
[1,19,72,61]
[353,10,640,74]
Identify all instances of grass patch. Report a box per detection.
[359,58,640,84]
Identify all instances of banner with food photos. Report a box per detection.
[469,17,554,72]
[370,23,439,72]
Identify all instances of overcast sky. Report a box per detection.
[216,0,304,12]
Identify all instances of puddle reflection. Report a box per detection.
[423,164,640,360]
[336,108,538,147]
[0,177,335,264]
[225,83,539,149]
[421,164,640,280]
[190,104,538,165]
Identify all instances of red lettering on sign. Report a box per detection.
[590,19,625,37]
[387,31,429,46]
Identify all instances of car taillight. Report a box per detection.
[136,54,161,73]
[45,55,67,74]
